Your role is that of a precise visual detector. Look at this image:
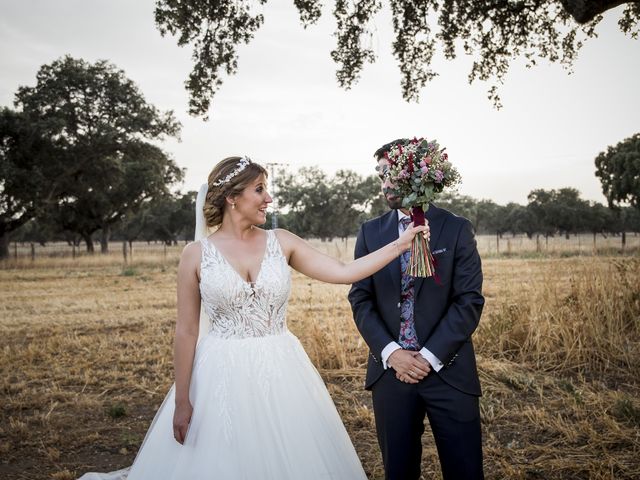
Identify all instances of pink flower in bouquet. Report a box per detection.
[381,136,461,277]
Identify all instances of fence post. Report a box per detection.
[72,243,76,259]
[496,232,500,254]
[122,241,128,264]
[163,243,167,264]
[30,243,35,261]
[14,242,18,261]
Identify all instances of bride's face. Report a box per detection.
[233,174,272,225]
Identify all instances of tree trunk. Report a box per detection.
[100,225,110,254]
[622,231,626,251]
[0,232,9,260]
[82,233,95,253]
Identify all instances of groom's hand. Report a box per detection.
[388,350,431,384]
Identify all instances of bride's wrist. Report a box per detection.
[393,240,406,256]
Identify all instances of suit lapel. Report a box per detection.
[414,204,446,297]
[379,210,401,293]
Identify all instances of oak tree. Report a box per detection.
[14,56,183,253]
[154,0,639,116]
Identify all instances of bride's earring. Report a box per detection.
[232,203,236,209]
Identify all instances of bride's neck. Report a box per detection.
[217,217,255,240]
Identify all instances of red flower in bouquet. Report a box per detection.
[383,137,461,277]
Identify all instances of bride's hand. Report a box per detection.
[397,221,430,252]
[173,400,193,445]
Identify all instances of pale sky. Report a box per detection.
[1,0,638,205]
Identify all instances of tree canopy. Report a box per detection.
[0,108,57,257]
[4,56,183,255]
[154,0,639,116]
[274,166,380,239]
[595,133,640,210]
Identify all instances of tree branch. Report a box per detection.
[560,0,628,23]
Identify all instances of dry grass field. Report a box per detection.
[1,244,639,479]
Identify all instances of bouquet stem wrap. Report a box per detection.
[408,206,435,278]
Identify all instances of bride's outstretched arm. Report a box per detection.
[277,223,428,284]
[172,241,201,444]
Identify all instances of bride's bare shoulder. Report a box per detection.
[180,240,203,264]
[272,228,303,245]
[273,228,302,238]
[272,228,303,259]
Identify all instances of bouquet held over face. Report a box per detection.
[383,137,461,277]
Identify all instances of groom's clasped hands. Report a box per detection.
[388,349,431,384]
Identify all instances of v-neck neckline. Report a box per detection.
[206,231,270,286]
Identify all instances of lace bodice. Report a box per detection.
[199,230,291,339]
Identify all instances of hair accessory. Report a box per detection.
[212,156,252,187]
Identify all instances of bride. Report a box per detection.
[79,156,427,480]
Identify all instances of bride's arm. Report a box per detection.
[276,223,428,284]
[173,241,201,444]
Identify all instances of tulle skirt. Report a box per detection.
[79,331,367,480]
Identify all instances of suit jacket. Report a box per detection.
[348,205,484,395]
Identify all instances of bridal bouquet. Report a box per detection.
[383,137,461,277]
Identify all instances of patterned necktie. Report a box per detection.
[399,216,419,350]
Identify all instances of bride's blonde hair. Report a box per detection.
[203,157,268,228]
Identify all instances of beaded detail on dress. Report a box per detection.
[199,230,291,339]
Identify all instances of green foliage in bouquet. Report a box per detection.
[382,137,461,277]
[383,137,461,212]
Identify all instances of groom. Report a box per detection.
[348,139,485,480]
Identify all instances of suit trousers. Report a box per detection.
[371,368,483,480]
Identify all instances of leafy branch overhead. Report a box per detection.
[155,0,639,117]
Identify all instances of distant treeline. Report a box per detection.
[9,166,640,253]
[3,55,638,259]
[270,167,640,244]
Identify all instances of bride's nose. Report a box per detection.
[265,192,273,203]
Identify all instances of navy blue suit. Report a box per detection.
[348,205,484,480]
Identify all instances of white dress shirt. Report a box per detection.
[380,210,444,372]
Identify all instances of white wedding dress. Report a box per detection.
[80,230,367,480]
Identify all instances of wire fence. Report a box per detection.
[3,233,639,268]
